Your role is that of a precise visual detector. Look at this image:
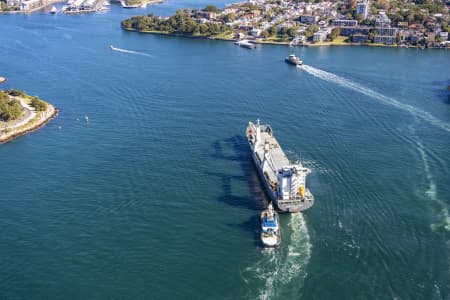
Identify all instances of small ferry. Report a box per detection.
[234,40,256,49]
[50,5,57,14]
[246,119,314,212]
[260,202,281,247]
[285,54,303,66]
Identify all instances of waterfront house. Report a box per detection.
[376,27,397,36]
[352,34,368,43]
[374,35,396,44]
[339,26,370,36]
[313,30,328,42]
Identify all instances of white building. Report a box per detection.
[357,1,369,19]
[313,30,328,42]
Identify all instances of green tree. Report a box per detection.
[30,97,48,112]
[203,5,218,12]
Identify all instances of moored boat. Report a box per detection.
[285,54,303,66]
[260,202,281,247]
[50,5,57,14]
[246,119,314,213]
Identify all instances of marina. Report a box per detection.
[63,0,109,13]
[246,119,314,212]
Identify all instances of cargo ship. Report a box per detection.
[246,119,314,212]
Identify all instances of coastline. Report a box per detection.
[0,0,64,14]
[0,100,58,144]
[122,27,447,50]
[122,27,235,42]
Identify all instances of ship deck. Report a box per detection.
[255,126,290,183]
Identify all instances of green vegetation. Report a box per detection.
[0,91,23,122]
[121,9,232,36]
[30,97,48,112]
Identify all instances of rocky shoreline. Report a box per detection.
[0,102,58,144]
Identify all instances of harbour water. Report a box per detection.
[0,3,449,299]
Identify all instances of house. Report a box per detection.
[339,26,370,36]
[197,11,217,20]
[333,19,358,27]
[439,31,448,41]
[352,34,368,43]
[397,22,409,29]
[300,15,318,24]
[313,30,328,42]
[356,1,369,19]
[249,28,262,37]
[375,11,391,27]
[376,27,397,36]
[374,35,396,44]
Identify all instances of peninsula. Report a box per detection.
[0,89,57,144]
[122,0,449,48]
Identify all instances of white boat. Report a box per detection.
[140,3,146,8]
[260,202,281,247]
[50,5,57,14]
[246,119,314,212]
[120,0,140,8]
[285,54,303,66]
[234,40,256,49]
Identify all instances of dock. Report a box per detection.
[64,0,107,13]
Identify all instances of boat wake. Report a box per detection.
[301,65,450,133]
[110,46,154,58]
[242,213,311,300]
[410,125,450,233]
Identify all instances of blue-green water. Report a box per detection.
[0,4,449,299]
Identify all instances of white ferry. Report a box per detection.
[246,119,314,212]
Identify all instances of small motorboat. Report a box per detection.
[50,5,57,14]
[260,202,281,247]
[234,40,256,49]
[285,54,303,66]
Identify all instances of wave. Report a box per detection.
[242,213,311,299]
[110,46,154,58]
[301,65,450,133]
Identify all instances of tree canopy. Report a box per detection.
[0,91,23,122]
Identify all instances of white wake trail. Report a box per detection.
[110,46,154,58]
[242,213,311,300]
[301,65,450,133]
